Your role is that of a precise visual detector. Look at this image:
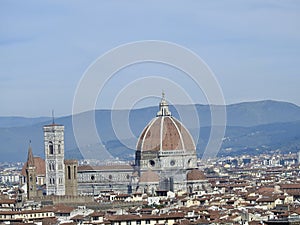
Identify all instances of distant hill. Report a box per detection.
[195,121,300,157]
[0,116,50,128]
[1,100,300,162]
[226,100,300,126]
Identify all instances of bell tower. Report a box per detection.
[26,142,37,199]
[44,119,65,195]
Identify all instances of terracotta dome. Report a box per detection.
[136,93,196,152]
[187,169,206,181]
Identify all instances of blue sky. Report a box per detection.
[1,0,300,117]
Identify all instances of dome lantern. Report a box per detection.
[156,91,171,117]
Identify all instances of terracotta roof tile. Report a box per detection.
[139,170,159,183]
[78,164,133,171]
[21,157,45,176]
[137,115,196,152]
[187,169,206,181]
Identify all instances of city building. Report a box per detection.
[77,93,210,195]
[21,122,78,199]
[21,93,209,199]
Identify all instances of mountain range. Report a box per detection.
[1,100,300,162]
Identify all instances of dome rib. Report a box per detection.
[137,116,196,152]
[138,117,158,151]
[173,119,196,150]
[136,93,196,152]
[160,116,164,151]
[169,116,185,151]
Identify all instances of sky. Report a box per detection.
[1,0,300,117]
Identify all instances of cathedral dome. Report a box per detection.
[136,93,196,152]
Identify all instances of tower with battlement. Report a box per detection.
[64,159,78,196]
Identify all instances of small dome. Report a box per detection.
[136,93,196,152]
[187,169,206,181]
[139,170,159,183]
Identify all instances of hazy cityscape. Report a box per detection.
[2,148,300,224]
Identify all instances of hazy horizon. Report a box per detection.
[0,99,299,118]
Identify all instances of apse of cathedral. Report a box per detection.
[22,93,210,198]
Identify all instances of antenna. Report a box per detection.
[52,110,55,124]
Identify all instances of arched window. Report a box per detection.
[49,141,54,155]
[74,166,77,179]
[68,166,71,179]
[58,141,61,154]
